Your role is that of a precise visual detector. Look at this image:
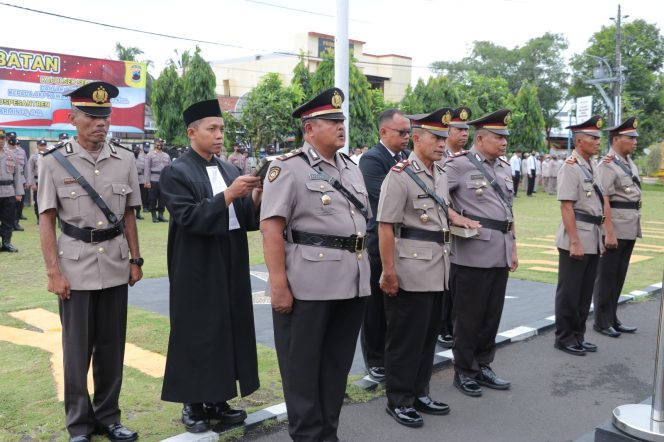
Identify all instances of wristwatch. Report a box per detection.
[129,257,144,267]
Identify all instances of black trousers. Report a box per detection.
[555,249,599,346]
[451,264,508,377]
[59,285,128,437]
[15,193,24,224]
[512,172,520,196]
[139,183,148,211]
[360,254,386,369]
[440,288,453,337]
[593,239,636,328]
[384,290,442,406]
[273,297,366,442]
[148,181,165,213]
[0,196,16,245]
[32,188,39,219]
[527,170,536,195]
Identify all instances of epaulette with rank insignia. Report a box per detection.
[339,151,354,164]
[391,159,409,173]
[602,153,615,164]
[499,156,510,165]
[565,156,577,165]
[110,139,132,152]
[277,148,304,161]
[447,150,469,160]
[41,140,69,156]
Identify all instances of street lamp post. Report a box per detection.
[610,4,629,126]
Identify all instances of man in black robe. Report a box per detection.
[160,99,262,433]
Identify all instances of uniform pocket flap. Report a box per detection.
[412,198,436,210]
[352,182,368,195]
[305,181,334,193]
[57,186,87,199]
[301,246,343,262]
[398,245,433,260]
[466,180,487,189]
[58,242,82,260]
[582,182,594,192]
[111,182,133,195]
[619,175,634,187]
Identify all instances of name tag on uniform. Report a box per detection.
[206,166,240,230]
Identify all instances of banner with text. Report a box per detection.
[0,47,146,134]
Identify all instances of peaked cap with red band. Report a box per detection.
[406,107,452,137]
[64,81,119,117]
[468,108,512,136]
[293,87,346,121]
[605,116,638,138]
[566,115,604,137]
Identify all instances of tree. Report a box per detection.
[291,53,312,99]
[310,51,378,147]
[570,19,664,149]
[182,46,217,109]
[399,76,461,114]
[240,73,302,151]
[508,81,546,153]
[152,64,186,145]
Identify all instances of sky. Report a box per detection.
[2,0,662,86]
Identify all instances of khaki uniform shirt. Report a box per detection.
[135,152,146,183]
[443,147,515,268]
[10,146,27,186]
[27,152,40,186]
[144,150,171,183]
[549,159,561,178]
[376,152,451,292]
[38,139,141,290]
[555,151,604,253]
[0,148,22,197]
[597,148,642,240]
[260,142,371,301]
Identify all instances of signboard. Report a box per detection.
[0,46,146,135]
[317,38,355,57]
[575,96,593,123]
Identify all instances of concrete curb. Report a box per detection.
[160,282,662,441]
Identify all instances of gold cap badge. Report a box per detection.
[331,91,342,109]
[92,86,109,105]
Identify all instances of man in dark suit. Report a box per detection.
[358,108,411,381]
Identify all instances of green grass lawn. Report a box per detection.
[1,185,663,441]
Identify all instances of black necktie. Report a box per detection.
[393,153,402,162]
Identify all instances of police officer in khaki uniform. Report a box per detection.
[7,132,27,230]
[378,108,479,428]
[144,137,170,222]
[261,88,371,442]
[592,117,641,338]
[554,115,609,356]
[131,142,146,220]
[437,106,472,348]
[27,139,47,223]
[0,129,22,252]
[444,109,517,397]
[38,81,142,442]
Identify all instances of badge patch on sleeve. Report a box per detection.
[268,166,281,182]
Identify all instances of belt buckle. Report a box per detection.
[354,235,365,252]
[89,228,100,243]
[600,215,606,225]
[505,220,513,233]
[442,229,450,244]
[637,200,642,209]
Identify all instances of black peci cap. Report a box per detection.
[468,109,512,136]
[293,87,346,121]
[58,133,69,140]
[406,108,452,137]
[64,81,119,117]
[37,139,47,145]
[183,99,222,127]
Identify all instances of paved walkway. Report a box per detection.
[129,264,559,376]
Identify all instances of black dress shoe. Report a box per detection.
[157,214,168,222]
[368,366,386,381]
[13,224,24,231]
[593,324,621,337]
[477,366,511,390]
[615,324,637,333]
[204,402,247,424]
[453,372,482,397]
[579,341,598,352]
[182,403,210,433]
[437,334,454,349]
[151,212,158,223]
[136,213,144,220]
[99,423,138,442]
[19,215,27,220]
[1,243,18,253]
[70,436,91,442]
[554,342,586,356]
[414,396,450,415]
[385,405,423,428]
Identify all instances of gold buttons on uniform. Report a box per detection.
[413,253,418,258]
[98,247,105,253]
[97,221,104,227]
[320,184,325,189]
[422,204,428,208]
[475,188,484,196]
[357,253,363,260]
[321,194,331,205]
[58,250,64,256]
[586,191,592,197]
[121,188,126,193]
[420,213,430,223]
[351,210,355,215]
[318,253,324,258]
[625,187,632,193]
[444,249,448,255]
[70,191,76,196]
[94,169,100,176]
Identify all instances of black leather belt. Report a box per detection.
[610,201,642,210]
[290,229,366,253]
[61,220,124,243]
[399,227,450,244]
[574,211,605,225]
[463,212,513,233]
[0,180,13,185]
[151,170,161,174]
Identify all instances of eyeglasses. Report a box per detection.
[385,127,411,137]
